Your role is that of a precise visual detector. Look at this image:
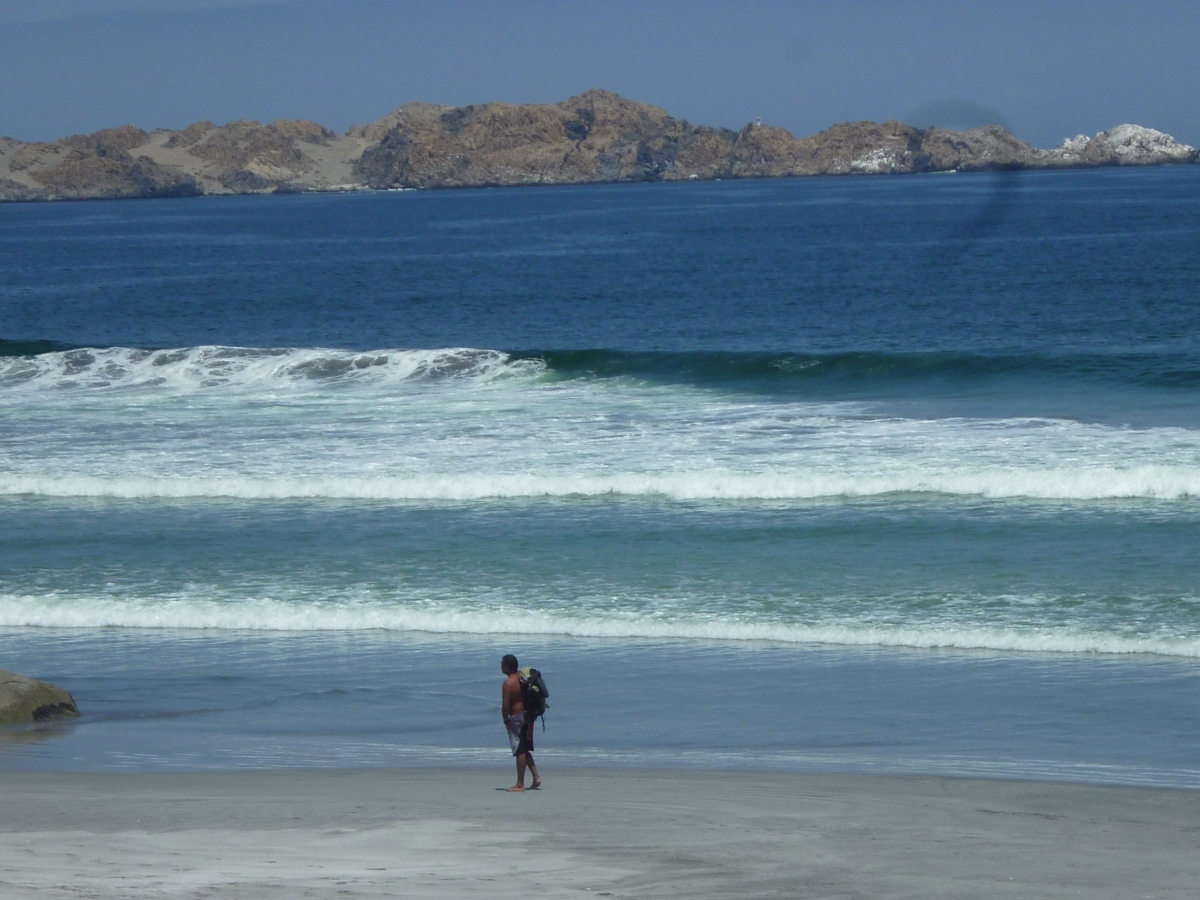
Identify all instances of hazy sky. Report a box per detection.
[1,0,1196,148]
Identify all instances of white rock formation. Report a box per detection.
[850,146,913,174]
[1053,125,1197,165]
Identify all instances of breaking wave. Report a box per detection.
[0,345,543,392]
[5,343,1200,395]
[2,467,1199,500]
[3,592,1198,657]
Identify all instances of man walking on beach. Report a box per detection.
[501,654,541,792]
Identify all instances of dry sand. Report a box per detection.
[1,767,1197,898]
[133,131,370,194]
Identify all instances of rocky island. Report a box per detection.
[1,89,1195,202]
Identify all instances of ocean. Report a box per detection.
[2,167,1199,785]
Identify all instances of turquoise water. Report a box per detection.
[1,167,1199,780]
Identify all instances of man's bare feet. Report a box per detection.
[530,778,542,790]
[505,784,526,792]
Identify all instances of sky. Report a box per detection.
[1,0,1197,149]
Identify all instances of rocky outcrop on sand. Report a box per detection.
[0,669,80,725]
[0,118,367,199]
[1,126,199,200]
[1,91,1195,201]
[155,118,344,192]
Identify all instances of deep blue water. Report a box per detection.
[4,168,1199,355]
[1,167,1199,781]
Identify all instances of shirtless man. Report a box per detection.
[501,654,541,792]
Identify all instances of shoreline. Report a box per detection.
[2,157,1198,207]
[3,628,1198,787]
[2,767,1198,898]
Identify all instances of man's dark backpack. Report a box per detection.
[518,667,550,730]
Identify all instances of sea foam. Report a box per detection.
[2,467,1198,500]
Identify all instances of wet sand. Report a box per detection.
[1,768,1197,898]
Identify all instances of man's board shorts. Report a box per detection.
[507,712,534,757]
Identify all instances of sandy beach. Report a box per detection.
[1,767,1197,898]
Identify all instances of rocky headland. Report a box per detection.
[1,89,1195,202]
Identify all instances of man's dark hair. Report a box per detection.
[501,654,519,672]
